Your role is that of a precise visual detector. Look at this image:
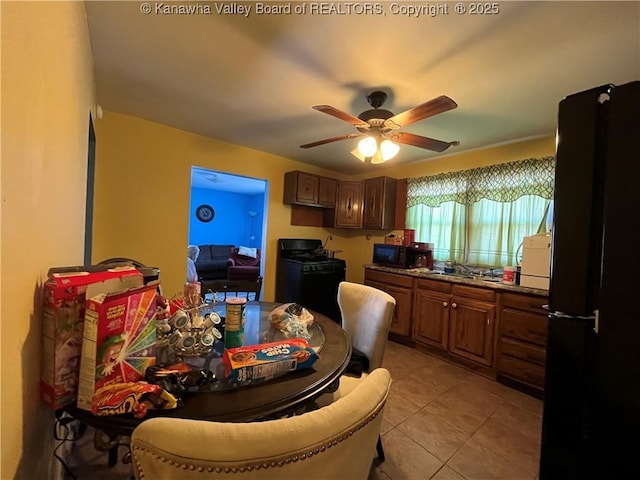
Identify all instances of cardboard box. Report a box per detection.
[77,282,158,411]
[40,266,143,410]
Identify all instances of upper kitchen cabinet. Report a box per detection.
[318,176,337,207]
[283,171,318,206]
[363,176,398,229]
[327,181,363,228]
[284,171,337,208]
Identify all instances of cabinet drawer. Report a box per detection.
[500,337,546,366]
[416,278,451,294]
[498,355,546,388]
[501,292,548,313]
[365,270,413,288]
[500,308,548,346]
[452,284,495,302]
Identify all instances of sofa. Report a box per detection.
[227,247,261,281]
[194,244,235,281]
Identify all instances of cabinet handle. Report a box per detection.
[451,302,457,309]
[442,301,448,307]
[487,317,490,325]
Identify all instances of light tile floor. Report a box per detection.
[63,340,542,480]
[371,341,543,480]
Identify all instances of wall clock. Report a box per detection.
[196,204,215,223]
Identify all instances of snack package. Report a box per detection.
[269,303,314,340]
[40,266,143,409]
[91,381,178,418]
[223,339,319,385]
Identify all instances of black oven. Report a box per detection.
[275,239,346,324]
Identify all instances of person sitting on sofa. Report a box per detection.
[187,245,200,283]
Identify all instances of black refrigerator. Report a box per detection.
[539,81,639,479]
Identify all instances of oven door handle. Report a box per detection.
[303,269,343,276]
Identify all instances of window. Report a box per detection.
[406,157,555,267]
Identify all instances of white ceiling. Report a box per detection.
[191,167,267,193]
[85,1,639,175]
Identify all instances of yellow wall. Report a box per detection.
[92,112,346,300]
[94,112,556,294]
[1,2,97,478]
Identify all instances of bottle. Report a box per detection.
[224,297,247,349]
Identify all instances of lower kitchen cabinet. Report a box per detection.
[413,279,451,351]
[413,280,495,367]
[448,285,496,367]
[496,292,548,394]
[364,269,413,339]
[364,267,549,384]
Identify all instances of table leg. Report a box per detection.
[93,428,129,468]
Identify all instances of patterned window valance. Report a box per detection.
[407,157,555,208]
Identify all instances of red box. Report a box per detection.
[40,266,143,410]
[76,282,158,411]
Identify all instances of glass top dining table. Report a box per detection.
[65,301,352,438]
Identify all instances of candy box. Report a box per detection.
[76,282,158,411]
[223,339,319,385]
[40,266,143,409]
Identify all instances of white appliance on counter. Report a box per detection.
[520,233,552,289]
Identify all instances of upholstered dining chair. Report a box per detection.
[320,281,396,461]
[130,368,392,480]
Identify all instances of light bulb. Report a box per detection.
[357,136,377,157]
[380,139,399,161]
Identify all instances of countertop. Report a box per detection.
[364,264,548,297]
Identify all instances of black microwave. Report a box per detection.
[372,244,411,268]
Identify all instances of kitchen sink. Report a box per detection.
[429,271,503,283]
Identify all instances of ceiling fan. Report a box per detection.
[300,91,460,163]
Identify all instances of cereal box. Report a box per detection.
[40,266,143,410]
[76,282,158,411]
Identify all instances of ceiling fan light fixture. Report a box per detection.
[357,136,377,157]
[380,139,399,161]
[370,149,386,164]
[350,147,366,163]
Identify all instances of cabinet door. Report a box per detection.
[448,297,495,366]
[364,275,412,338]
[413,289,449,350]
[318,177,337,207]
[284,171,318,206]
[363,177,397,229]
[386,284,412,337]
[334,181,363,228]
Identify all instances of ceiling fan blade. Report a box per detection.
[312,105,370,129]
[384,95,458,129]
[390,132,460,153]
[300,133,361,149]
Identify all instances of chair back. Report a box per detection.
[206,277,262,301]
[131,368,392,480]
[338,282,396,371]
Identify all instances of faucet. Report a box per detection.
[454,262,472,274]
[323,235,332,249]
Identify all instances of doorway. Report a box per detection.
[188,167,268,280]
